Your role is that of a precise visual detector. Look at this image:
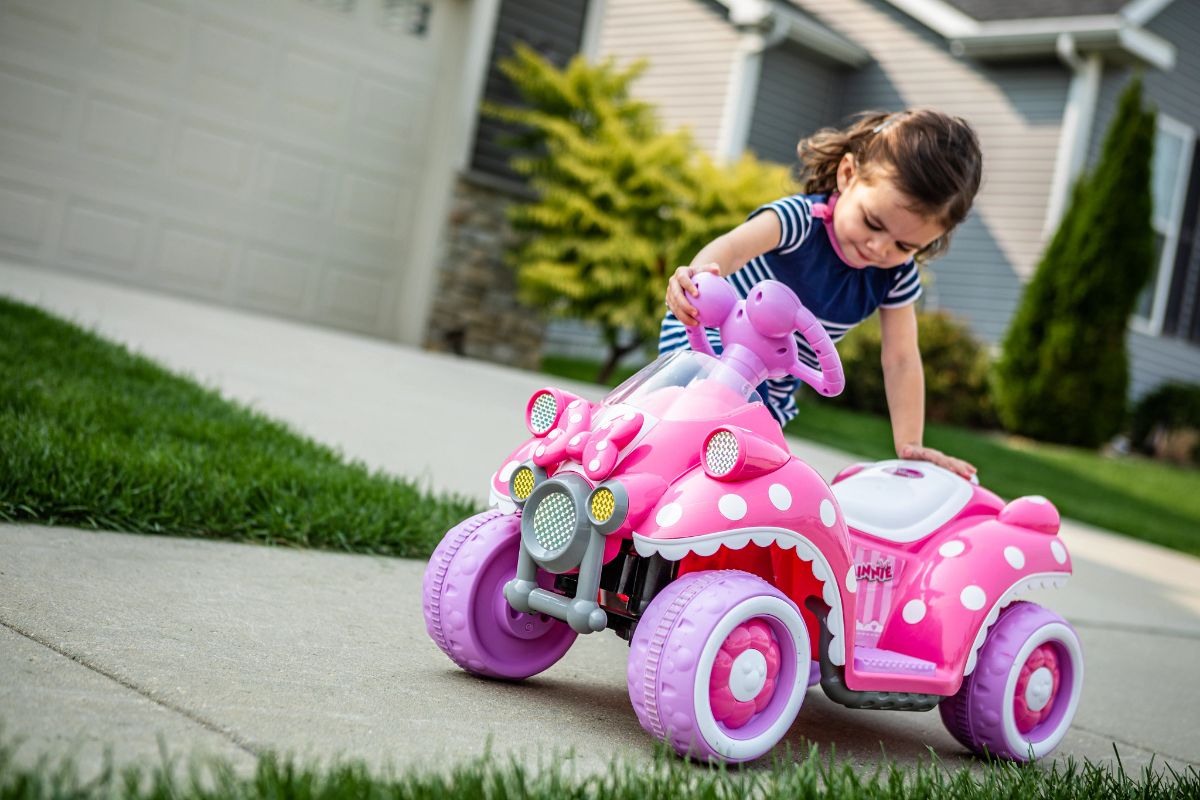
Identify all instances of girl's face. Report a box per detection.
[833,154,945,269]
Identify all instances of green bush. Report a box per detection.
[819,310,996,428]
[1130,382,1200,464]
[993,77,1157,447]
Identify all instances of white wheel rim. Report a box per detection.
[694,595,808,761]
[1001,621,1084,759]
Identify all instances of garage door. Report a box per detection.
[0,0,448,337]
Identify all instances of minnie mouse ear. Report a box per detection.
[744,280,802,338]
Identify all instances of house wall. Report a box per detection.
[791,0,1071,345]
[746,42,846,164]
[1084,0,1200,397]
[594,0,739,155]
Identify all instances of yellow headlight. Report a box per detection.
[512,467,536,501]
[590,487,616,523]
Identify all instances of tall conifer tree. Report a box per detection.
[994,77,1157,446]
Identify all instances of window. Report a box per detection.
[1133,115,1196,334]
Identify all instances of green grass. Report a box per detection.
[540,355,1200,557]
[0,297,479,557]
[2,742,1196,800]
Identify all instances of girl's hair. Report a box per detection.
[796,109,982,260]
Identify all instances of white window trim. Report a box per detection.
[1132,113,1195,336]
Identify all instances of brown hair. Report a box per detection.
[796,109,982,260]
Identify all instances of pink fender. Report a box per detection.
[630,457,856,668]
[861,517,1073,695]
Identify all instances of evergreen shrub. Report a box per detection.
[993,78,1157,447]
[1130,382,1200,465]
[819,310,996,428]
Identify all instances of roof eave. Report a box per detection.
[952,21,1175,70]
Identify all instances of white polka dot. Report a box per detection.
[960,585,987,611]
[938,540,965,558]
[656,503,683,528]
[845,567,857,594]
[1051,540,1067,564]
[1004,546,1026,569]
[569,413,583,424]
[548,429,562,439]
[902,599,926,624]
[534,446,545,457]
[769,484,792,511]
[569,435,582,446]
[1029,495,1048,505]
[819,499,837,527]
[588,459,601,472]
[718,494,748,521]
[569,400,581,409]
[498,461,521,481]
[595,440,608,451]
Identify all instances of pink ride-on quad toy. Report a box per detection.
[422,272,1083,764]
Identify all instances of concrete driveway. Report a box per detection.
[2,261,1199,778]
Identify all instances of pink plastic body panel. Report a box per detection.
[840,483,1073,695]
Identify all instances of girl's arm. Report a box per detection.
[666,211,782,326]
[879,303,977,479]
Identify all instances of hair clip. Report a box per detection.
[872,114,902,134]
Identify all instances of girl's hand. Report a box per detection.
[899,443,977,481]
[666,263,721,326]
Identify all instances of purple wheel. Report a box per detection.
[940,601,1083,761]
[627,570,809,764]
[423,510,577,680]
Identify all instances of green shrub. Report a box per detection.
[1130,382,1200,464]
[819,310,996,428]
[993,77,1157,447]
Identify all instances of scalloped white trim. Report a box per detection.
[632,527,848,666]
[962,572,1070,675]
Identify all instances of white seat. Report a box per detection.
[831,460,973,544]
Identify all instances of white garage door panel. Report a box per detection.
[0,0,447,337]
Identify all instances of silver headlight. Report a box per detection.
[520,473,592,573]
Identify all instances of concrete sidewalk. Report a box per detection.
[3,260,1200,778]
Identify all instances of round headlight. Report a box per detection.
[512,466,536,501]
[704,429,740,477]
[520,474,593,573]
[590,487,616,523]
[527,391,559,435]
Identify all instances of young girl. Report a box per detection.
[662,109,981,479]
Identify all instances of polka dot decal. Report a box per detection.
[1004,546,1026,569]
[769,484,792,511]
[960,585,987,611]
[656,503,682,528]
[819,499,837,528]
[845,567,857,594]
[902,599,926,624]
[1050,540,1067,564]
[719,494,748,521]
[938,540,965,558]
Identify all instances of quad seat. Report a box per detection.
[831,460,974,544]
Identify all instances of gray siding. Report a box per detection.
[747,43,847,164]
[470,0,589,182]
[794,0,1071,344]
[1083,0,1200,395]
[595,0,739,154]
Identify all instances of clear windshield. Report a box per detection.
[603,351,763,417]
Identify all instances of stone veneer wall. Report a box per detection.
[423,174,545,370]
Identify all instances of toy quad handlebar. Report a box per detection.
[683,272,845,397]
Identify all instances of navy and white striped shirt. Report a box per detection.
[659,193,922,425]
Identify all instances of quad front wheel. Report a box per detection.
[423,510,577,680]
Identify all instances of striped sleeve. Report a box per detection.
[748,195,814,255]
[879,261,923,308]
